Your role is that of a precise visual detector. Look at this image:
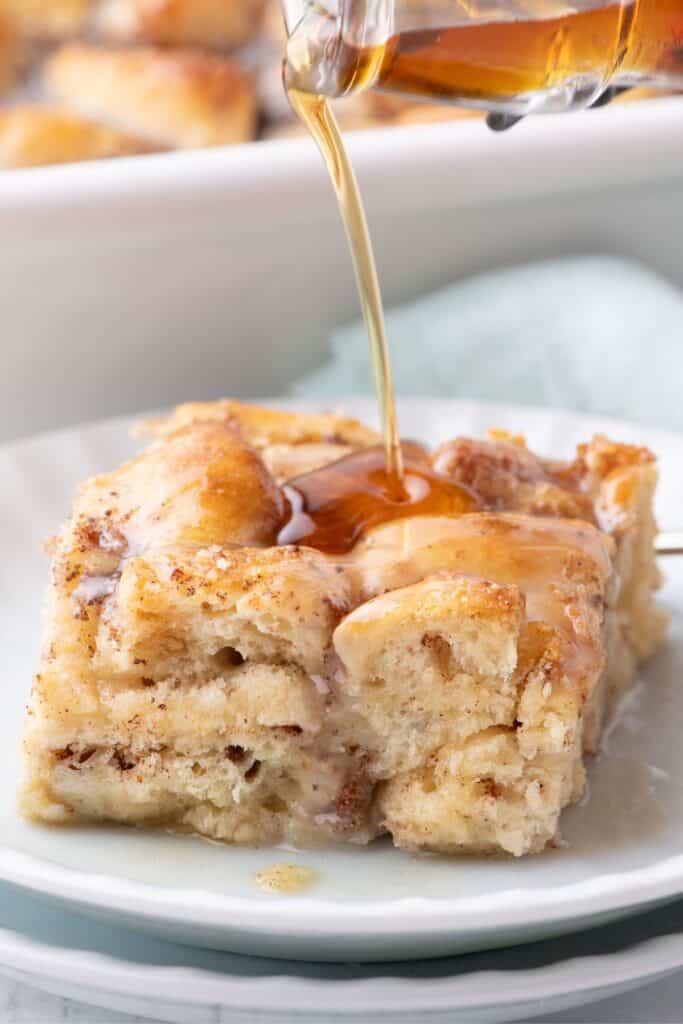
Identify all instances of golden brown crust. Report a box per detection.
[70,418,286,553]
[0,12,22,95]
[573,433,656,483]
[111,542,356,676]
[138,399,381,481]
[45,43,257,148]
[100,0,266,50]
[432,435,597,521]
[0,106,154,168]
[139,399,380,447]
[0,0,88,38]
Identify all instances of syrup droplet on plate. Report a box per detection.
[254,863,318,894]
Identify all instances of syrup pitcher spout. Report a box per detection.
[281,0,392,96]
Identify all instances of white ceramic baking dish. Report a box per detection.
[1,96,682,442]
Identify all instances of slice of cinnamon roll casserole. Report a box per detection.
[20,401,667,856]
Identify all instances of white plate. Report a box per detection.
[0,882,682,1023]
[1,398,683,961]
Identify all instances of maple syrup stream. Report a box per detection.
[279,3,683,556]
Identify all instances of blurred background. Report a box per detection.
[0,0,678,163]
[0,0,487,166]
[1,2,682,445]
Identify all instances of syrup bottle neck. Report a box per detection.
[283,0,387,98]
[282,1,683,113]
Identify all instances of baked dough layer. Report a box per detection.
[0,13,21,96]
[21,402,666,855]
[0,105,152,167]
[0,0,88,39]
[98,0,267,51]
[45,42,257,147]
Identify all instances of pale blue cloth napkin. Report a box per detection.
[292,257,683,431]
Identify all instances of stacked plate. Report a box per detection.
[1,398,682,1022]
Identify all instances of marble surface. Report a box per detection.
[1,971,682,1023]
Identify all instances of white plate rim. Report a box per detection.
[2,850,683,938]
[2,397,683,945]
[0,902,681,1016]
